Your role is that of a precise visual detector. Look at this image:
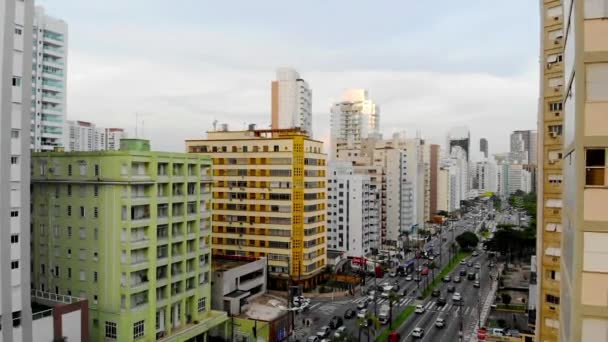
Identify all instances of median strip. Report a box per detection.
[420,250,472,299]
[375,305,415,342]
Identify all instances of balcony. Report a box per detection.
[238,276,264,292]
[42,45,64,57]
[130,236,150,249]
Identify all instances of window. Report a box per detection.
[10,234,18,243]
[79,227,86,239]
[586,148,606,186]
[80,206,85,217]
[273,145,279,152]
[585,0,608,19]
[198,297,206,312]
[68,164,72,176]
[68,268,71,278]
[94,207,99,218]
[79,162,87,176]
[67,206,72,216]
[79,270,86,281]
[94,185,99,197]
[12,77,21,87]
[133,320,144,339]
[105,321,117,339]
[14,27,22,35]
[11,130,19,139]
[10,156,18,164]
[67,226,72,238]
[67,184,72,196]
[94,164,100,176]
[11,260,19,269]
[546,294,560,305]
[10,210,18,217]
[94,272,98,282]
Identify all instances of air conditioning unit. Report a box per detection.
[550,131,558,138]
[546,63,552,69]
[548,160,556,165]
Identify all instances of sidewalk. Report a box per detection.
[467,264,503,342]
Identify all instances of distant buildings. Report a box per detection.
[473,160,498,194]
[66,120,126,151]
[447,126,471,161]
[510,130,538,165]
[186,127,327,290]
[327,161,379,257]
[497,163,532,197]
[31,139,227,341]
[480,138,488,159]
[271,68,312,136]
[330,89,380,159]
[32,7,68,152]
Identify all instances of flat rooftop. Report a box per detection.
[212,255,260,272]
[238,294,287,322]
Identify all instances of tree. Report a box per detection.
[501,293,512,305]
[387,291,400,329]
[357,312,380,342]
[455,231,479,251]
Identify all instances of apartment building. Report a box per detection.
[0,0,34,340]
[536,1,565,340]
[327,161,379,257]
[271,68,312,136]
[31,139,227,341]
[497,163,532,197]
[552,1,608,341]
[32,7,67,151]
[66,120,127,152]
[186,127,327,290]
[510,130,538,166]
[330,89,380,159]
[429,144,440,217]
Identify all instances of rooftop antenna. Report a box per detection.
[213,119,218,131]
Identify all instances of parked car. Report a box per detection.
[412,327,425,338]
[316,326,330,338]
[329,316,343,329]
[344,309,356,319]
[415,304,425,314]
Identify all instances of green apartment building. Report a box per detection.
[31,139,228,341]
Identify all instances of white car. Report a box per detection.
[334,326,347,338]
[412,327,425,338]
[415,304,425,314]
[405,275,413,281]
[435,317,446,328]
[452,292,462,302]
[357,308,367,318]
[474,263,481,269]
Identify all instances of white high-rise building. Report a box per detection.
[1,0,34,339]
[327,161,379,257]
[330,89,380,159]
[474,160,498,194]
[271,68,312,136]
[437,167,450,213]
[31,7,67,151]
[66,120,126,151]
[497,163,532,197]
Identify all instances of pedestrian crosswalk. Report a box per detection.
[350,296,478,315]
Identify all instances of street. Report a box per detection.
[294,206,495,341]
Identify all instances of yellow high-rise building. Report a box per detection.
[186,128,327,290]
[536,1,564,340]
[539,1,608,341]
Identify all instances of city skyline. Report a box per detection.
[37,0,537,155]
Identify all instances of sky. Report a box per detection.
[38,0,540,158]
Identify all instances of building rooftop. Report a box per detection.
[327,250,343,259]
[212,255,260,272]
[238,294,287,322]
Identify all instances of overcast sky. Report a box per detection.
[38,0,539,158]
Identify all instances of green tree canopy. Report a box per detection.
[456,231,479,250]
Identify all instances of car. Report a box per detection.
[329,316,343,329]
[431,289,440,297]
[453,276,461,283]
[474,262,481,269]
[381,292,389,299]
[357,300,367,310]
[443,275,451,282]
[435,317,446,328]
[412,327,425,338]
[389,271,397,277]
[357,309,367,318]
[421,267,429,275]
[417,266,423,273]
[405,275,413,281]
[428,255,435,261]
[460,259,467,265]
[467,272,476,280]
[472,251,479,257]
[344,309,356,319]
[467,261,473,267]
[490,328,506,336]
[489,261,495,268]
[459,269,467,276]
[316,326,330,338]
[415,304,425,314]
[306,336,320,342]
[437,296,447,305]
[414,275,422,282]
[452,292,462,302]
[333,326,347,338]
[401,288,409,296]
[474,280,480,288]
[447,285,456,293]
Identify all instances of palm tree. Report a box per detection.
[388,290,400,329]
[429,261,437,281]
[357,312,380,342]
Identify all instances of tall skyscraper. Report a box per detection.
[271,68,312,136]
[429,144,440,217]
[327,161,379,257]
[447,126,471,161]
[539,2,608,341]
[0,1,34,340]
[330,89,380,159]
[186,127,327,290]
[480,138,488,159]
[31,7,67,151]
[31,139,228,341]
[510,130,538,165]
[536,1,564,338]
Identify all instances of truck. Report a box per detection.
[378,304,390,325]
